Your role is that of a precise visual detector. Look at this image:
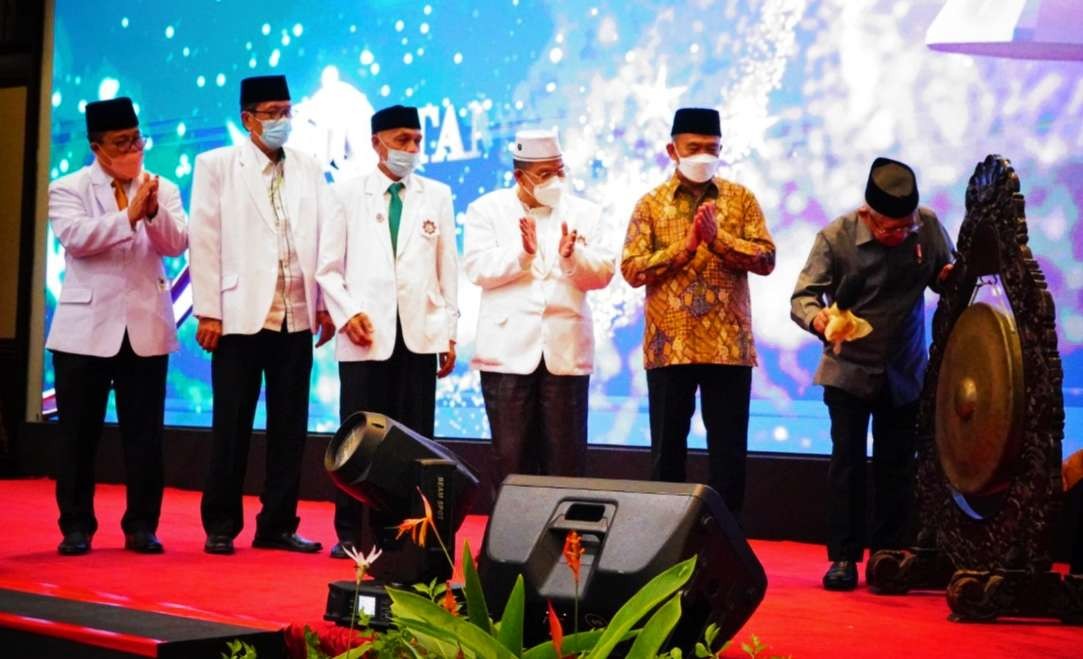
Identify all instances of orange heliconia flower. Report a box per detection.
[547,600,565,659]
[562,530,584,585]
[442,581,458,616]
[395,488,435,546]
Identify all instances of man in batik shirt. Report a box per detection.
[621,107,775,518]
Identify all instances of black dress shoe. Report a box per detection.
[124,531,164,554]
[58,531,91,556]
[329,542,357,559]
[252,532,322,553]
[204,534,235,555]
[823,560,858,591]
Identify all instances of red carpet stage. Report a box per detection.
[0,478,1076,658]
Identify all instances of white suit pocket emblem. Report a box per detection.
[422,219,438,236]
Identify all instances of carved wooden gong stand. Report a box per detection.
[866,155,1082,623]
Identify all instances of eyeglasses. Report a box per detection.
[104,134,146,153]
[868,213,922,237]
[524,166,567,182]
[248,107,293,120]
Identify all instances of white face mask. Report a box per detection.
[379,139,419,178]
[530,176,564,207]
[676,152,719,184]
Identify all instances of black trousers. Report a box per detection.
[480,359,589,490]
[333,321,436,544]
[51,334,168,536]
[823,385,917,562]
[201,329,313,538]
[646,364,751,517]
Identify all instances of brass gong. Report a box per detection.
[935,301,1024,496]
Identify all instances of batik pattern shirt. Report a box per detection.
[621,174,775,369]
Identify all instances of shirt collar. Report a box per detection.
[513,184,550,214]
[854,211,877,246]
[375,165,410,192]
[246,137,284,174]
[89,157,111,185]
[668,171,718,199]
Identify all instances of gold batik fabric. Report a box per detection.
[621,174,775,369]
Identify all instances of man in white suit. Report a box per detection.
[47,97,188,555]
[316,105,459,558]
[464,129,614,489]
[189,75,337,555]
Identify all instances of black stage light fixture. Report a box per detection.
[323,412,480,629]
[478,475,767,649]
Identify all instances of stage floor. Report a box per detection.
[0,478,1076,658]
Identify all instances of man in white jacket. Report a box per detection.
[189,75,336,555]
[46,97,188,555]
[316,105,459,558]
[464,129,614,489]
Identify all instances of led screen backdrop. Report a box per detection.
[44,0,1083,455]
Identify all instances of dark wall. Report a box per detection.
[0,0,47,475]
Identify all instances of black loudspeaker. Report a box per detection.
[478,475,767,649]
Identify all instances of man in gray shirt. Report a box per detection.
[791,157,954,590]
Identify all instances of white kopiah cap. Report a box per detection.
[508,129,562,162]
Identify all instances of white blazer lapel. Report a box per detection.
[239,142,278,232]
[394,175,421,258]
[363,173,395,267]
[282,150,303,234]
[503,190,528,251]
[90,163,122,216]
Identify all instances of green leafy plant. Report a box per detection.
[412,577,449,603]
[303,625,329,659]
[695,623,726,658]
[382,538,694,658]
[221,638,258,659]
[320,489,789,658]
[741,635,767,658]
[738,633,791,659]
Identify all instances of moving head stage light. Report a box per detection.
[323,412,480,628]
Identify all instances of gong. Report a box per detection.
[867,156,1076,623]
[935,301,1024,497]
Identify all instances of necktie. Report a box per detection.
[112,180,129,210]
[388,181,405,255]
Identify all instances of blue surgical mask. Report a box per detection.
[380,140,420,178]
[259,118,292,150]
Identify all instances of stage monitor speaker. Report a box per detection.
[477,475,767,649]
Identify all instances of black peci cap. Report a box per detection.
[240,75,290,107]
[85,97,138,134]
[670,107,721,137]
[371,104,421,133]
[865,157,919,218]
